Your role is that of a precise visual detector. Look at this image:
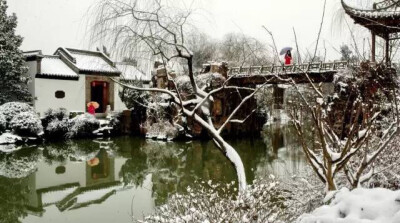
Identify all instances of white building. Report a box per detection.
[24,48,150,116]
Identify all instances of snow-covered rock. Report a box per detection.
[298,187,400,223]
[0,132,22,145]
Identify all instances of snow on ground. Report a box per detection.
[298,187,400,223]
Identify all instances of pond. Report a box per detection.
[0,124,307,223]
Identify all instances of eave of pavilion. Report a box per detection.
[341,0,400,39]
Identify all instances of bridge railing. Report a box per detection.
[229,61,350,76]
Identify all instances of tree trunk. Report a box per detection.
[222,142,247,192]
[326,175,337,191]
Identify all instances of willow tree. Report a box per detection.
[90,0,274,193]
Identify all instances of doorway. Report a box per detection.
[91,81,109,113]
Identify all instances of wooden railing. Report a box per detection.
[229,61,350,76]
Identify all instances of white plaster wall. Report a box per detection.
[113,78,128,111]
[35,161,86,190]
[34,75,86,116]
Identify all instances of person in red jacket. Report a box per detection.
[284,50,292,65]
[88,104,96,115]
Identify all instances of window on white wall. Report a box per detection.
[55,91,65,99]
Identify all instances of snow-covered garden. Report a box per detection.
[0,102,122,152]
[3,0,400,222]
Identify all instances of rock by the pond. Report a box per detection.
[0,144,22,153]
[0,133,22,145]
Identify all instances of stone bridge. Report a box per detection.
[225,61,353,112]
[227,61,350,86]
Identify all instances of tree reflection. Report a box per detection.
[0,136,277,222]
[119,146,148,187]
[0,148,40,223]
[0,176,29,223]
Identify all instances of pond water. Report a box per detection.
[0,124,307,223]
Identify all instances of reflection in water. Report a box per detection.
[261,122,307,179]
[0,128,306,223]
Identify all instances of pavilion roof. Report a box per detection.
[342,0,400,38]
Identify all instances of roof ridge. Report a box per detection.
[23,50,42,54]
[66,47,117,68]
[43,55,61,59]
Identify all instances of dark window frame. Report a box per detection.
[55,91,65,99]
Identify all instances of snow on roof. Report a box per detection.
[342,0,400,18]
[63,48,120,74]
[39,55,78,79]
[116,63,151,82]
[346,7,400,18]
[75,185,122,204]
[41,186,79,206]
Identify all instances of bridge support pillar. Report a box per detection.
[273,85,285,109]
[371,31,376,63]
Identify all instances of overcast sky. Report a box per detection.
[8,0,374,60]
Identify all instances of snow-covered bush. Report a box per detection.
[297,187,400,223]
[0,102,34,127]
[67,114,100,138]
[0,113,6,133]
[9,112,43,137]
[42,108,68,129]
[46,119,69,139]
[139,177,293,223]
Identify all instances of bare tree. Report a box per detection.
[289,63,399,191]
[186,31,218,71]
[219,32,272,67]
[90,0,273,193]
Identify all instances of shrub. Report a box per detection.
[0,102,34,127]
[141,177,291,223]
[42,108,68,129]
[10,112,43,137]
[67,114,100,138]
[46,119,69,139]
[0,113,6,133]
[107,113,122,135]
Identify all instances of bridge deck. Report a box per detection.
[228,61,351,85]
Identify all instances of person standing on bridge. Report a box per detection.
[284,50,292,65]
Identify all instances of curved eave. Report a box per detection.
[36,73,79,80]
[341,0,400,38]
[342,0,400,19]
[78,69,121,76]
